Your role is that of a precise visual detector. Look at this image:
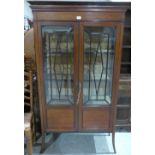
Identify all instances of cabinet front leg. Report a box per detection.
[53,132,61,141]
[112,131,116,153]
[40,132,46,153]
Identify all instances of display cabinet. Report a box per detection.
[121,8,131,74]
[116,6,131,130]
[116,74,131,130]
[28,0,128,153]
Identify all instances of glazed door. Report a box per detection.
[38,21,122,131]
[79,22,121,131]
[40,22,79,131]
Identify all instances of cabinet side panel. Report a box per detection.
[110,23,125,130]
[33,12,46,132]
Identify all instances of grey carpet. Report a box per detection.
[32,133,110,155]
[45,133,95,154]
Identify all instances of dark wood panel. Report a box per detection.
[120,8,131,75]
[82,108,110,130]
[121,48,131,62]
[118,82,131,97]
[117,73,131,130]
[36,11,124,21]
[117,107,130,121]
[47,108,75,130]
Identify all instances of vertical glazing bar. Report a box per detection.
[104,34,110,99]
[49,34,52,101]
[53,33,61,99]
[66,31,69,99]
[58,34,64,99]
[93,41,100,99]
[97,40,104,100]
[109,28,116,99]
[88,34,91,100]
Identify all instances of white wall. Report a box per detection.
[24,0,33,20]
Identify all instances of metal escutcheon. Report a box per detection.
[76,16,82,20]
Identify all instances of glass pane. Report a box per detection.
[42,25,74,105]
[83,26,116,105]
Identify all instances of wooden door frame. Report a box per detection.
[34,21,80,132]
[78,21,124,131]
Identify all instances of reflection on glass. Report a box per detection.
[83,27,116,105]
[42,26,74,105]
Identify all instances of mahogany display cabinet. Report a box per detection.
[117,6,131,131]
[28,0,129,153]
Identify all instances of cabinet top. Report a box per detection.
[28,0,130,13]
[28,0,131,7]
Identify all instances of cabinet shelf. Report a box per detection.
[124,25,131,28]
[117,104,130,108]
[120,73,131,78]
[122,45,131,49]
[121,62,131,65]
[115,123,130,127]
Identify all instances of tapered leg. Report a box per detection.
[112,131,116,153]
[40,132,46,153]
[53,133,60,141]
[25,128,33,155]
